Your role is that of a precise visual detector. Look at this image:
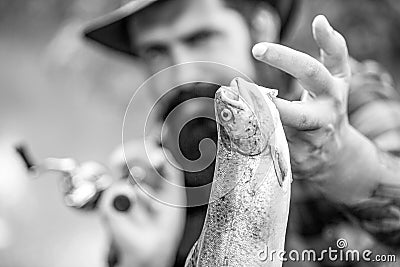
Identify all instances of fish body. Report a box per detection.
[185,78,292,267]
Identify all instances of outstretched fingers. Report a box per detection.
[252,42,334,97]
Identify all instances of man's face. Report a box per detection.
[128,0,268,181]
[129,0,257,99]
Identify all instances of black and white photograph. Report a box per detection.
[1,0,400,266]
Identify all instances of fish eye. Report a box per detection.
[220,108,232,121]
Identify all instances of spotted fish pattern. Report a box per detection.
[185,77,292,267]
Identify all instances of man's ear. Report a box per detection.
[251,3,281,43]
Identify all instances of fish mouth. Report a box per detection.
[218,80,244,109]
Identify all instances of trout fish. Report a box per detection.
[185,77,292,267]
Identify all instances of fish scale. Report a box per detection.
[185,78,292,267]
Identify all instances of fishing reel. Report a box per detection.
[14,144,158,212]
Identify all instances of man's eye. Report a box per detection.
[186,31,215,46]
[142,46,168,60]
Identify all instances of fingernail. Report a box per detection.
[252,44,268,58]
[315,15,333,32]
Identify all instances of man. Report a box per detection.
[82,0,400,266]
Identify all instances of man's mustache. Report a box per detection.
[159,82,220,121]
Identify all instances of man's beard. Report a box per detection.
[158,82,220,189]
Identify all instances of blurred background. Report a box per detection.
[0,0,399,266]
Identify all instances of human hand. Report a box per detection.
[252,15,352,181]
[99,139,186,267]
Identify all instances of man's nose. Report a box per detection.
[173,64,202,85]
[170,47,203,84]
[170,45,195,65]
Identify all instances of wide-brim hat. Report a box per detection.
[83,0,299,57]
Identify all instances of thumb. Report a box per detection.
[98,181,143,239]
[98,181,158,267]
[273,97,334,130]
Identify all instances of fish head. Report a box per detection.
[215,77,276,156]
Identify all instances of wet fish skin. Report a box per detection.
[185,77,292,267]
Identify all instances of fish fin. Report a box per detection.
[184,240,199,267]
[270,144,288,188]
